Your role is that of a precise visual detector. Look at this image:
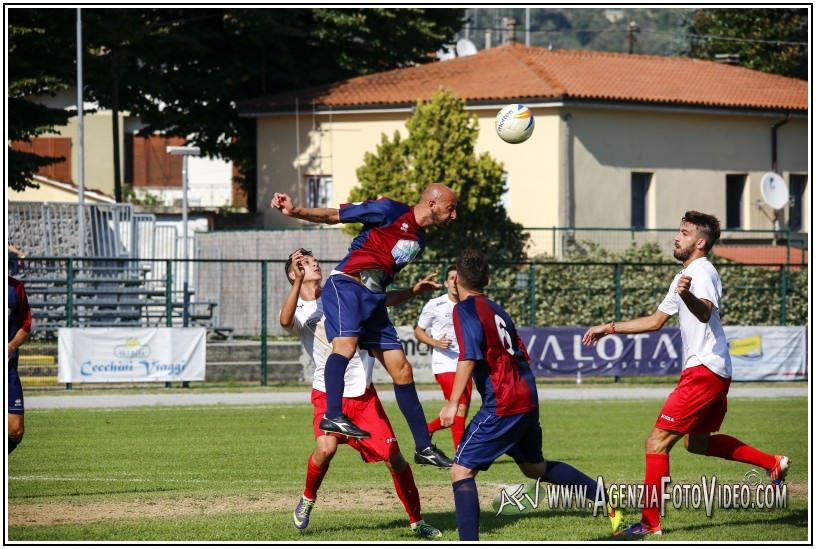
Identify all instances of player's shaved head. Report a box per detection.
[420,183,456,204]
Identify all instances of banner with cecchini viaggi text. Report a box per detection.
[58,327,206,383]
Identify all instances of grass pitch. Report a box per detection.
[7,395,809,542]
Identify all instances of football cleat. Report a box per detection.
[608,503,627,536]
[769,455,790,485]
[620,522,662,537]
[292,496,315,530]
[414,444,453,468]
[319,414,371,439]
[411,520,442,538]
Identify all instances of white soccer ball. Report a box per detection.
[495,104,535,144]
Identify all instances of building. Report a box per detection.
[239,44,808,256]
[9,89,244,210]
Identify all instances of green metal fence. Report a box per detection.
[14,254,808,389]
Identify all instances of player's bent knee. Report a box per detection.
[388,453,408,473]
[450,463,473,483]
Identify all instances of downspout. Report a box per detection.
[559,112,574,257]
[771,113,790,173]
[771,114,791,234]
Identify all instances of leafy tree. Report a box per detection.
[350,88,529,264]
[688,8,808,79]
[7,7,466,203]
[7,9,76,192]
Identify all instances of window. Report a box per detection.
[630,172,652,229]
[10,137,72,183]
[725,174,745,229]
[306,176,332,208]
[788,174,807,231]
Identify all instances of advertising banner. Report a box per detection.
[725,326,807,381]
[518,327,683,377]
[303,325,807,384]
[58,328,206,383]
[517,326,807,381]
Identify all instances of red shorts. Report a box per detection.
[311,385,400,463]
[655,365,731,434]
[434,372,473,407]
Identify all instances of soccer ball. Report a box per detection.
[495,104,535,144]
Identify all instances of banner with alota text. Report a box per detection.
[58,328,206,383]
[517,326,807,381]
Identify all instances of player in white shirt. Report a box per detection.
[583,211,790,537]
[414,266,472,450]
[281,248,442,539]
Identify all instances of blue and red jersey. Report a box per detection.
[335,198,424,290]
[8,276,32,363]
[453,294,538,416]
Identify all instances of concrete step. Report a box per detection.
[206,360,301,382]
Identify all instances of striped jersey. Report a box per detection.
[335,198,424,292]
[453,294,537,416]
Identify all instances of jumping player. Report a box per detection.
[414,265,472,450]
[583,211,790,537]
[282,248,442,538]
[271,184,457,468]
[8,245,31,454]
[441,249,625,541]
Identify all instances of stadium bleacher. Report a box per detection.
[8,201,232,338]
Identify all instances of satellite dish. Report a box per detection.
[455,38,478,57]
[760,172,789,210]
[436,46,456,61]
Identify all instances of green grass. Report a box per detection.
[8,397,809,541]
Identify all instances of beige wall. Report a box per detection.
[49,111,120,197]
[569,107,808,231]
[8,180,112,203]
[254,105,808,257]
[257,106,562,243]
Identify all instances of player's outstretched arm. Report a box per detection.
[582,310,671,346]
[385,273,441,307]
[269,192,340,224]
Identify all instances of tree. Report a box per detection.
[350,88,529,264]
[7,7,466,203]
[7,9,76,192]
[688,8,808,79]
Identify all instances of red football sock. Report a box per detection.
[427,417,443,435]
[706,434,776,470]
[452,416,466,449]
[303,454,329,501]
[391,463,422,524]
[642,453,669,530]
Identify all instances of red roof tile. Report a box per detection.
[714,245,808,267]
[240,44,808,114]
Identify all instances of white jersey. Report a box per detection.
[417,293,460,374]
[283,296,373,397]
[658,257,732,378]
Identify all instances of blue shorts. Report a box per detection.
[322,274,402,351]
[454,408,543,471]
[8,363,24,415]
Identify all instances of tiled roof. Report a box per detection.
[714,245,808,267]
[240,44,808,114]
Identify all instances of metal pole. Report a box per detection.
[182,155,190,328]
[261,261,268,386]
[525,7,530,46]
[76,8,86,258]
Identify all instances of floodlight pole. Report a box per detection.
[166,145,200,328]
[77,8,85,258]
